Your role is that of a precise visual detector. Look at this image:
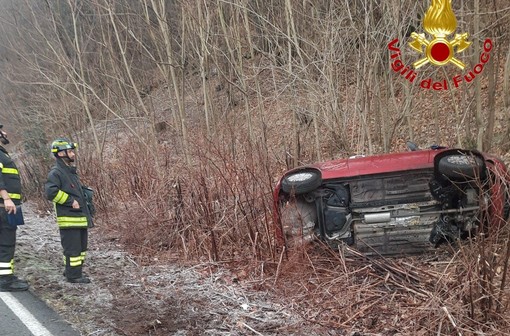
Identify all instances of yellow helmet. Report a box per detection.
[51,138,77,156]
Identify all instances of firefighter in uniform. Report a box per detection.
[0,125,29,291]
[45,138,92,283]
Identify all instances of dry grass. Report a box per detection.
[82,131,278,264]
[270,234,510,334]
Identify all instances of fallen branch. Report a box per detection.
[442,306,462,336]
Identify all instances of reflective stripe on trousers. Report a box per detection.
[0,259,14,275]
[63,253,86,267]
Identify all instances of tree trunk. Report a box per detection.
[504,43,510,150]
[474,0,483,151]
[484,43,496,151]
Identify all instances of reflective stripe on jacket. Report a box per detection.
[45,158,91,229]
[0,147,22,205]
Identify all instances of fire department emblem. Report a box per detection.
[409,0,471,69]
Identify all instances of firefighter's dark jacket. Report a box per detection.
[0,146,22,205]
[45,158,91,228]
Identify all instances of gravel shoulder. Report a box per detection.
[14,202,330,336]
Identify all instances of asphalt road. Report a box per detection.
[0,290,80,336]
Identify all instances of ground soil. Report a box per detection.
[15,202,341,336]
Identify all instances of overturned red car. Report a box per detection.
[274,145,510,255]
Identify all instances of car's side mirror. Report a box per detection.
[406,141,419,151]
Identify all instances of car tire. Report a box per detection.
[437,154,485,180]
[281,169,322,195]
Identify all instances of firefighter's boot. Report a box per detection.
[0,275,29,292]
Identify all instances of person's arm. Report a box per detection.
[0,161,15,214]
[0,189,15,214]
[45,170,77,208]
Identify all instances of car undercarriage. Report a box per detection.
[276,149,507,255]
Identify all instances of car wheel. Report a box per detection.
[281,169,322,195]
[437,154,485,180]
